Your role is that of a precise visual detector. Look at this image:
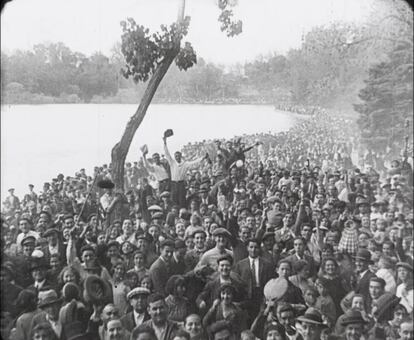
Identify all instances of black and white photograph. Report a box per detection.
[1,0,413,339]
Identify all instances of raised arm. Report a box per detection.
[163,136,173,163]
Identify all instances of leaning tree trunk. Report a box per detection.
[111,0,186,192]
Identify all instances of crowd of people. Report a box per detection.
[1,110,413,340]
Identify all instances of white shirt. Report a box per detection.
[35,279,46,290]
[100,193,113,210]
[16,230,40,252]
[133,310,145,327]
[164,143,204,181]
[249,257,260,287]
[143,158,169,181]
[48,244,59,255]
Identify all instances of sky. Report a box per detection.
[1,0,377,65]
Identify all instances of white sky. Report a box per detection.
[1,0,376,64]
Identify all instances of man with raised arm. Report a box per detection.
[163,131,208,208]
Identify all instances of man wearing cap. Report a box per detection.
[149,239,175,294]
[163,133,208,208]
[13,235,37,287]
[29,289,63,338]
[335,309,368,340]
[170,239,187,275]
[121,287,151,332]
[196,228,233,271]
[27,256,56,292]
[16,218,40,254]
[353,249,377,299]
[43,227,66,263]
[296,307,327,340]
[3,188,20,214]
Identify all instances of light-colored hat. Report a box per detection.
[127,287,151,300]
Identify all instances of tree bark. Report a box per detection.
[111,0,186,192]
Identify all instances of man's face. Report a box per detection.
[130,295,148,313]
[32,268,46,282]
[106,320,124,340]
[369,281,383,300]
[19,220,30,233]
[355,259,367,273]
[23,243,35,256]
[218,260,231,277]
[148,300,167,325]
[185,315,202,336]
[47,233,58,246]
[81,250,95,264]
[174,152,182,163]
[102,305,119,324]
[247,241,260,259]
[239,227,251,242]
[215,235,227,248]
[399,322,414,340]
[43,303,60,321]
[301,226,312,241]
[122,220,133,234]
[279,310,295,328]
[161,245,174,262]
[294,239,305,255]
[300,322,321,340]
[194,232,206,249]
[345,323,363,340]
[351,297,364,311]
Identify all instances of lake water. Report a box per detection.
[1,104,300,199]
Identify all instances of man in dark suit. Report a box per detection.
[149,239,174,294]
[121,287,151,332]
[234,238,274,324]
[170,240,186,275]
[27,256,56,293]
[30,290,63,338]
[353,248,377,299]
[284,237,316,278]
[42,228,67,264]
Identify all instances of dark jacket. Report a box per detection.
[234,257,274,299]
[149,257,171,294]
[120,310,151,332]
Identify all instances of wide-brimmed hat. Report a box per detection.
[296,308,327,327]
[264,277,288,302]
[97,179,115,189]
[341,309,368,326]
[352,249,373,264]
[38,289,62,308]
[83,275,111,304]
[374,292,401,322]
[30,257,50,271]
[127,287,150,300]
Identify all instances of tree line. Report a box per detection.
[1,1,412,154]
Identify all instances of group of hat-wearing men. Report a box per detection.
[1,111,413,340]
